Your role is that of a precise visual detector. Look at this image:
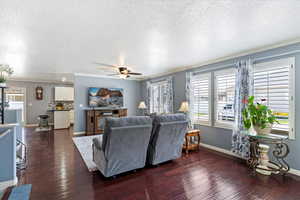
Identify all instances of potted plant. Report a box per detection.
[242,96,278,135]
[0,64,13,87]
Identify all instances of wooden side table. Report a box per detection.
[183,129,201,154]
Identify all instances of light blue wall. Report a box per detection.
[5,109,22,124]
[4,109,23,142]
[74,75,141,132]
[141,42,300,170]
[0,109,23,183]
[0,126,16,183]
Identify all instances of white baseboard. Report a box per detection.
[25,123,38,127]
[289,168,300,177]
[200,142,244,160]
[73,131,85,135]
[200,142,300,177]
[0,177,18,191]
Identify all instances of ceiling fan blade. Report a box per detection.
[97,66,117,71]
[94,62,119,68]
[128,72,142,75]
[106,73,121,76]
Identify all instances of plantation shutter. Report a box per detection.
[214,69,236,126]
[254,58,294,133]
[150,81,169,114]
[190,73,211,125]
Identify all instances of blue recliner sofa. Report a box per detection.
[147,114,188,165]
[92,116,152,177]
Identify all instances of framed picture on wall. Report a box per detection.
[36,86,43,100]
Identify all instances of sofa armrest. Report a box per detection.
[93,137,103,151]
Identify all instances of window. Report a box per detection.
[149,80,170,114]
[214,68,236,128]
[254,57,295,139]
[190,72,211,125]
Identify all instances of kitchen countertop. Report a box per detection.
[47,109,73,112]
[84,107,127,110]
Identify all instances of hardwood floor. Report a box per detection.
[17,127,300,200]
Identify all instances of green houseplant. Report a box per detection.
[0,64,13,86]
[242,96,278,135]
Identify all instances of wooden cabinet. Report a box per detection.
[86,108,127,135]
[55,87,74,101]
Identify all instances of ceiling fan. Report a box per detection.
[95,62,142,79]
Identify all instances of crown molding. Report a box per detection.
[7,78,73,85]
[143,38,300,80]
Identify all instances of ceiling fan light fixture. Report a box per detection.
[95,62,142,78]
[119,74,128,79]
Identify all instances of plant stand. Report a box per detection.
[246,133,290,176]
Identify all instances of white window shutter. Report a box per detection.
[214,69,236,128]
[254,57,295,138]
[190,72,211,125]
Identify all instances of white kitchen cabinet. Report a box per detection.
[55,87,74,101]
[54,111,70,129]
[69,110,74,124]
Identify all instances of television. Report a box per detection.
[88,87,124,107]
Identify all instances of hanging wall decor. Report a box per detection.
[36,86,43,100]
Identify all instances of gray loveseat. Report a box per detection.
[147,114,188,165]
[92,116,152,177]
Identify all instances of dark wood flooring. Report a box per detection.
[17,127,300,200]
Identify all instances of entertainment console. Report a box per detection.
[85,108,127,135]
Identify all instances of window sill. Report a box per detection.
[193,123,294,139]
[193,122,233,130]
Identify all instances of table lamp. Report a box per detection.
[179,101,191,128]
[138,101,147,115]
[179,101,189,113]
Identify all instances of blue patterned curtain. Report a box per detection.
[185,72,193,127]
[146,81,151,114]
[166,76,174,113]
[232,59,253,158]
[146,76,174,114]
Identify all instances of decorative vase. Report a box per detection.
[0,82,6,87]
[253,124,272,135]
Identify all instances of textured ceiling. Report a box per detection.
[1,0,300,82]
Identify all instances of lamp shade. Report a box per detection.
[178,101,189,112]
[138,101,147,109]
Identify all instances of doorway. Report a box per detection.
[5,87,26,124]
